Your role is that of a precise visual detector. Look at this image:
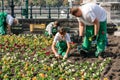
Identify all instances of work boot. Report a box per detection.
[80,49,88,58]
[95,51,104,60]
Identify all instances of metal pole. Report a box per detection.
[25,0,28,18]
[30,4,33,19]
[10,0,15,18]
[40,6,41,15]
[48,5,51,19]
[2,0,4,12]
[58,6,60,19]
[67,8,69,19]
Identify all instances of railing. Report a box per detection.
[0,6,71,19]
[0,3,120,24]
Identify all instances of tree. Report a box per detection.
[63,0,69,6]
[39,0,46,7]
[45,0,59,6]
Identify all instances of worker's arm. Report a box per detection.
[66,42,71,55]
[93,18,99,36]
[51,42,60,58]
[7,24,11,33]
[77,18,85,36]
[79,21,85,36]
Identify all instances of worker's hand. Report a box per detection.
[63,54,68,60]
[78,36,83,43]
[92,35,97,41]
[55,53,60,58]
[8,31,13,35]
[89,35,97,41]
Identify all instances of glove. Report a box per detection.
[89,36,97,41]
[55,53,59,58]
[63,54,68,60]
[78,36,83,43]
[92,36,97,41]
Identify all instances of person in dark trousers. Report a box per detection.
[70,3,107,60]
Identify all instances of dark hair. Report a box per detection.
[59,27,66,35]
[70,7,79,16]
[54,20,60,26]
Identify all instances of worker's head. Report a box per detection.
[13,18,19,25]
[70,7,82,17]
[59,27,66,37]
[54,21,59,27]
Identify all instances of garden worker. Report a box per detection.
[0,12,18,35]
[52,27,71,59]
[45,21,60,37]
[70,3,107,59]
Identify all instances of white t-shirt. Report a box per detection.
[77,3,107,25]
[6,15,14,26]
[46,22,54,35]
[53,32,71,43]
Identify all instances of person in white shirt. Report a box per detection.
[0,12,18,35]
[45,21,60,37]
[52,27,71,59]
[70,3,107,59]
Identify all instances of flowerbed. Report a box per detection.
[0,34,111,80]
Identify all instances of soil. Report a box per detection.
[102,35,120,80]
[67,34,120,80]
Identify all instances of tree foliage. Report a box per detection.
[4,0,69,7]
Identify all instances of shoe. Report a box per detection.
[80,49,88,58]
[95,51,104,60]
[98,55,103,60]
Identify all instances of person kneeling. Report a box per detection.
[52,27,71,59]
[45,21,60,38]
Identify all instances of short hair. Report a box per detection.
[13,18,19,25]
[59,27,66,35]
[70,7,79,16]
[54,20,60,26]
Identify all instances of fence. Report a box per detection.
[0,6,71,19]
[0,2,120,24]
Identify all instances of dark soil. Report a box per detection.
[67,34,120,80]
[102,35,120,80]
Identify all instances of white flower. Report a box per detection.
[65,67,69,70]
[70,64,74,67]
[67,60,71,63]
[61,63,64,67]
[34,54,38,57]
[25,58,27,60]
[71,69,75,72]
[41,60,44,63]
[53,61,57,64]
[50,64,54,67]
[63,62,67,65]
[68,69,72,73]
[33,58,36,61]
[28,57,30,59]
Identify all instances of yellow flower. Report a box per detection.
[59,77,64,80]
[4,61,7,64]
[103,78,109,80]
[4,75,8,79]
[32,76,37,80]
[47,67,51,71]
[21,74,25,77]
[0,71,2,75]
[39,73,45,78]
